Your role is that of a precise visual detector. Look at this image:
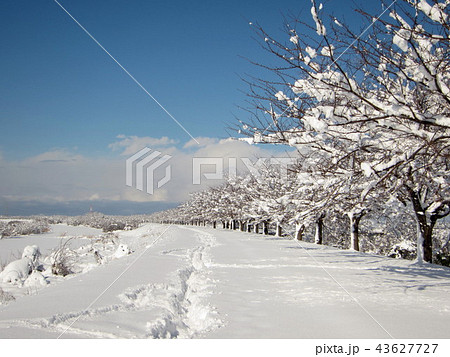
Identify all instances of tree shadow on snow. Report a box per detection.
[377,263,450,281]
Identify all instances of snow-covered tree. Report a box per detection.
[237,0,450,262]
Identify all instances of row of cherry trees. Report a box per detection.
[232,0,450,263]
[151,165,433,258]
[153,0,449,264]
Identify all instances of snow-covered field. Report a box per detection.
[0,224,102,265]
[0,223,449,338]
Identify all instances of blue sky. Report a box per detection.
[0,0,384,159]
[0,0,385,214]
[1,0,286,159]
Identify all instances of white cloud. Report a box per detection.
[0,136,295,204]
[183,137,219,149]
[23,150,85,164]
[109,135,178,156]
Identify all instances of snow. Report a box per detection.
[334,18,343,27]
[417,0,448,24]
[22,245,41,267]
[0,258,33,285]
[390,11,412,52]
[0,219,32,223]
[310,1,326,36]
[304,112,328,132]
[305,46,317,58]
[113,244,131,259]
[274,91,289,101]
[321,45,334,57]
[361,162,373,177]
[23,272,48,288]
[0,224,102,265]
[238,137,254,145]
[0,223,450,338]
[393,33,409,52]
[205,226,450,338]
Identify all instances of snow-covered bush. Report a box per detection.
[97,232,119,245]
[435,250,450,267]
[0,257,34,284]
[113,244,132,259]
[388,240,417,260]
[102,222,126,232]
[22,245,41,269]
[50,239,77,276]
[23,271,48,288]
[64,212,148,232]
[0,245,44,284]
[0,219,50,238]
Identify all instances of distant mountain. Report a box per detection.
[0,199,179,216]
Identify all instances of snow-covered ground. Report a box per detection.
[0,223,449,338]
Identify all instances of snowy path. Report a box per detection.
[204,228,450,338]
[1,224,450,338]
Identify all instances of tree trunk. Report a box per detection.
[276,223,282,237]
[213,221,216,229]
[263,221,269,235]
[405,185,438,263]
[247,223,252,233]
[240,221,245,232]
[416,220,424,264]
[295,224,305,241]
[415,217,434,263]
[314,214,324,245]
[348,211,364,251]
[254,223,259,234]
